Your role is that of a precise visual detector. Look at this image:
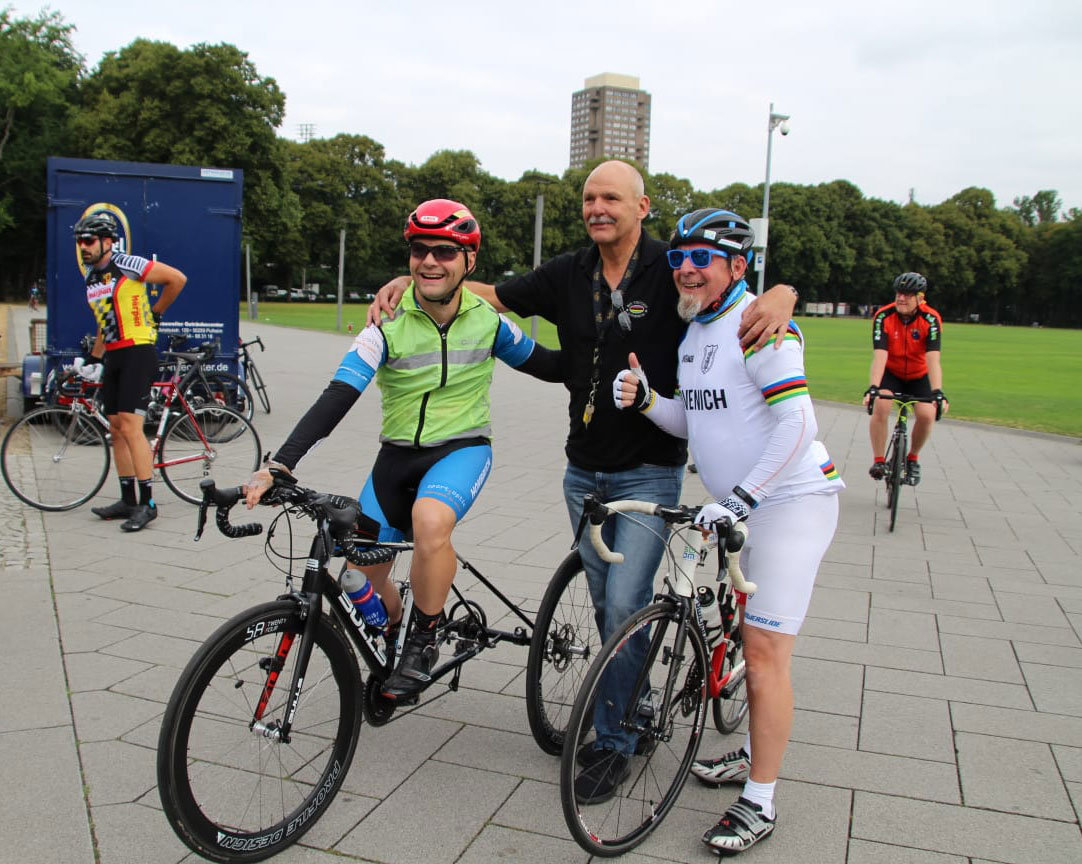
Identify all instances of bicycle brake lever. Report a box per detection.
[194,498,209,541]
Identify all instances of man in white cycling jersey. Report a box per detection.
[614,208,844,856]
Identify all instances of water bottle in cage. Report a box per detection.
[340,568,388,629]
[696,584,726,647]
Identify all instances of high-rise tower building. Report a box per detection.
[569,73,651,170]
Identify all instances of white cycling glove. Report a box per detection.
[695,495,750,532]
[73,357,103,383]
[612,364,653,410]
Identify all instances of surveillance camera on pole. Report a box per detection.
[757,103,791,295]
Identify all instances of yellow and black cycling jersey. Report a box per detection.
[85,252,157,349]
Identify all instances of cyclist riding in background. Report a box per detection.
[244,199,560,699]
[862,272,949,485]
[614,209,843,855]
[76,211,187,532]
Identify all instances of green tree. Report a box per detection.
[73,39,298,268]
[0,7,82,295]
[284,134,407,291]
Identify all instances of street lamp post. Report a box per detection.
[755,102,790,296]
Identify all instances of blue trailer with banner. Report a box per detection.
[24,156,244,405]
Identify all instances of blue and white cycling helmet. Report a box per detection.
[670,209,755,263]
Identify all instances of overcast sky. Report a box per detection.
[25,0,1082,212]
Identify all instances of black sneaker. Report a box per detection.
[905,459,921,485]
[382,629,439,698]
[121,503,157,532]
[574,750,630,804]
[91,499,133,520]
[702,797,776,855]
[691,747,751,787]
[868,461,886,480]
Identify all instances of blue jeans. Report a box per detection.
[563,462,684,754]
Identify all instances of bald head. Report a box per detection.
[586,160,645,199]
[582,161,650,252]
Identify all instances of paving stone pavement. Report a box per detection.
[2,304,1080,863]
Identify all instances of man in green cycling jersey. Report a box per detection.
[245,199,559,697]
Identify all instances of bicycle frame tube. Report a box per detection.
[672,526,704,598]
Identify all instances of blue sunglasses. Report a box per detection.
[666,248,730,269]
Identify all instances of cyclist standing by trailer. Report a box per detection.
[244,199,560,698]
[862,272,949,485]
[75,212,186,532]
[614,209,844,855]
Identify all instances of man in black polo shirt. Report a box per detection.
[369,160,796,799]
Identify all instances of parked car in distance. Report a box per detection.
[263,285,287,299]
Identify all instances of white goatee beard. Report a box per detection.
[677,294,703,322]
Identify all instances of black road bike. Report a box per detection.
[156,474,596,863]
[868,393,941,531]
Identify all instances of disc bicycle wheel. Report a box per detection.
[1,406,110,511]
[525,550,600,754]
[560,600,709,856]
[186,372,255,422]
[157,601,362,863]
[158,405,262,504]
[246,360,271,414]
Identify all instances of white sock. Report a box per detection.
[741,779,776,820]
[742,734,752,760]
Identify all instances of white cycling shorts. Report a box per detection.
[739,491,839,636]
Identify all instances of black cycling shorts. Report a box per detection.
[359,437,491,540]
[101,344,159,416]
[877,370,932,398]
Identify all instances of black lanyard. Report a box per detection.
[583,246,639,427]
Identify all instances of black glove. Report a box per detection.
[152,310,162,327]
[864,385,879,414]
[932,389,946,419]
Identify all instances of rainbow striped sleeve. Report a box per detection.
[819,458,840,480]
[742,323,803,361]
[761,375,809,405]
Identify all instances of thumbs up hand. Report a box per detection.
[613,352,654,411]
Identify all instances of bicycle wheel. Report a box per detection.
[187,372,255,422]
[711,620,748,734]
[1,407,110,511]
[560,600,709,856]
[158,405,262,504]
[887,431,906,532]
[246,360,271,414]
[157,601,362,863]
[526,550,600,754]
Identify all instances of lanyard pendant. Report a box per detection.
[583,402,594,425]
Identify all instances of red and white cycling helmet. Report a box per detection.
[404,199,481,252]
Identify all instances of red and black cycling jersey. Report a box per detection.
[871,302,942,380]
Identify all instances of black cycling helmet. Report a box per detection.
[74,212,119,240]
[670,209,755,263]
[893,272,927,294]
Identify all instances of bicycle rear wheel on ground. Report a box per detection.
[525,550,600,754]
[245,359,271,413]
[158,406,262,504]
[1,407,110,511]
[186,372,255,422]
[157,601,362,863]
[560,600,709,857]
[711,620,748,734]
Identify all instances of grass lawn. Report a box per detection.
[247,302,1082,438]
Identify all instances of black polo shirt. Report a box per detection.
[496,231,688,472]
